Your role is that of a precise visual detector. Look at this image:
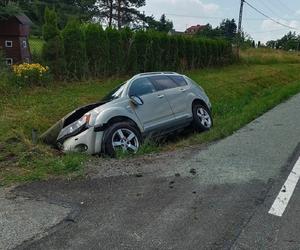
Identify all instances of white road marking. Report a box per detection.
[269,157,300,217]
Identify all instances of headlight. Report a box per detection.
[57,114,91,141]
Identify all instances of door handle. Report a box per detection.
[157,94,164,98]
[179,88,186,92]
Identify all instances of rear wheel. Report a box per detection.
[102,122,142,157]
[192,103,213,131]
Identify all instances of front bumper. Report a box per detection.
[61,127,104,154]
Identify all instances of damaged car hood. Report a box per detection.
[40,101,106,146]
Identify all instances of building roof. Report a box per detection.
[15,14,32,25]
[185,24,207,34]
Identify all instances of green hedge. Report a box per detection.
[44,22,233,79]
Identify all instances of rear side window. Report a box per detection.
[150,75,178,91]
[168,75,188,86]
[129,77,156,96]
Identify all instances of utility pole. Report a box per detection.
[143,11,145,31]
[237,0,245,58]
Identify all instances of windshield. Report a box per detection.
[101,82,126,102]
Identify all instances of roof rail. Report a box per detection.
[134,72,179,77]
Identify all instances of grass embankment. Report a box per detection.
[1,49,300,185]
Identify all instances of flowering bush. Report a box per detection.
[12,63,51,86]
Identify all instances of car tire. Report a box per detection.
[192,103,213,131]
[102,122,142,157]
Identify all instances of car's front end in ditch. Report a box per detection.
[40,102,107,155]
[59,126,103,154]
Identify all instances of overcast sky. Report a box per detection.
[141,0,300,43]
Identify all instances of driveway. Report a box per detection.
[2,92,300,250]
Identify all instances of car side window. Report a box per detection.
[169,75,188,86]
[129,77,156,97]
[150,75,178,91]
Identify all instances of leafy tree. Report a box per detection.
[268,32,300,51]
[42,8,65,79]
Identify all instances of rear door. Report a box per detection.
[149,75,191,120]
[128,77,174,132]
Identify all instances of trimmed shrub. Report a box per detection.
[42,8,65,79]
[127,38,138,74]
[85,23,108,77]
[119,28,133,74]
[106,28,122,75]
[134,31,149,72]
[62,20,87,79]
[42,23,233,79]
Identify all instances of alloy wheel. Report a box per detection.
[112,128,140,153]
[196,107,212,128]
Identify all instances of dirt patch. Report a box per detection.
[85,143,210,179]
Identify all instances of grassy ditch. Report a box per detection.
[1,49,300,185]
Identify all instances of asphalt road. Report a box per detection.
[2,92,300,250]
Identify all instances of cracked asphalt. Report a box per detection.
[1,92,300,250]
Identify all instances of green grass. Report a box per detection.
[1,48,300,185]
[29,37,44,56]
[241,48,300,65]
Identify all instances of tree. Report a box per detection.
[0,1,22,20]
[266,32,300,50]
[42,8,65,79]
[96,0,145,29]
[144,14,174,32]
[158,14,173,32]
[196,24,221,39]
[18,0,98,30]
[219,19,237,41]
[196,19,237,41]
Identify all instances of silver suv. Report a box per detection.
[53,72,212,156]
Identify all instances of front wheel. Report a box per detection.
[192,104,213,131]
[102,122,142,157]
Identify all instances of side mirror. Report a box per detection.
[130,96,143,106]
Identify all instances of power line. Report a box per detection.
[251,0,283,20]
[159,12,300,21]
[244,0,299,30]
[275,0,295,15]
[250,28,289,34]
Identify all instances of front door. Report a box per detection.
[128,77,174,132]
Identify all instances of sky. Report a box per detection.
[141,0,300,43]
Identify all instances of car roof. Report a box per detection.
[132,72,182,79]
